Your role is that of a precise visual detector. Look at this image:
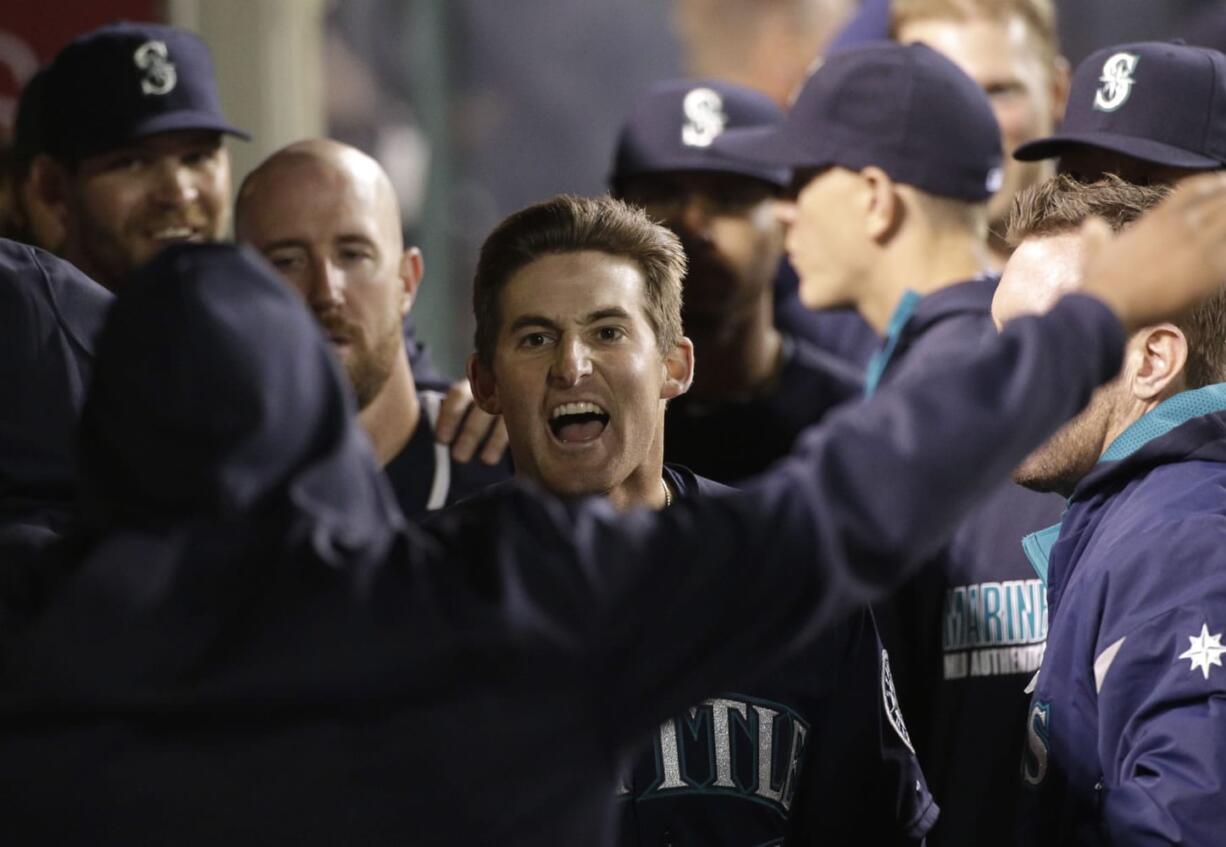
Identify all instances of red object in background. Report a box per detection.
[0,0,163,132]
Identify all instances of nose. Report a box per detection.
[676,194,714,235]
[774,199,798,228]
[150,157,199,206]
[550,336,592,387]
[306,257,345,309]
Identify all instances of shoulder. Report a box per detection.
[784,334,865,392]
[663,464,736,500]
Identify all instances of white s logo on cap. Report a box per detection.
[1094,52,1139,113]
[134,40,177,96]
[681,87,727,148]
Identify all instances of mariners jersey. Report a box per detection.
[867,276,1065,846]
[664,333,862,485]
[617,466,936,846]
[382,381,511,518]
[1019,385,1226,845]
[0,244,1125,847]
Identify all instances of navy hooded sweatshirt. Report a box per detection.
[866,277,1066,847]
[1019,385,1226,846]
[0,238,111,560]
[0,243,1122,846]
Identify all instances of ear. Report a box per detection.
[29,154,71,232]
[660,336,695,401]
[398,246,425,316]
[467,352,501,415]
[1049,55,1072,126]
[860,166,901,243]
[1128,323,1187,402]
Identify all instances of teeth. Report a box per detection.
[153,227,194,239]
[550,401,607,420]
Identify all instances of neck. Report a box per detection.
[604,417,669,512]
[62,240,117,292]
[855,229,990,334]
[686,291,782,401]
[985,230,1011,273]
[358,352,421,467]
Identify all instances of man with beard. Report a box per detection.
[995,175,1226,846]
[610,80,862,484]
[464,193,935,842]
[1014,40,1226,185]
[26,22,248,292]
[235,139,508,516]
[18,23,500,456]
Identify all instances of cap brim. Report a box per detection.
[1014,132,1221,169]
[610,155,791,189]
[712,125,832,170]
[131,110,252,143]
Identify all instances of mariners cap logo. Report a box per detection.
[134,40,177,96]
[1093,52,1139,113]
[681,87,727,148]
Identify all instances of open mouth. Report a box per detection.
[549,401,610,444]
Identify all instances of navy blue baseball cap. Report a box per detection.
[715,42,1003,202]
[40,21,249,161]
[1014,41,1226,169]
[610,79,791,188]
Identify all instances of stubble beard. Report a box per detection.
[348,317,403,410]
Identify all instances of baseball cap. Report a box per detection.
[1014,41,1226,169]
[611,79,791,189]
[11,67,50,173]
[40,21,249,161]
[715,42,1003,202]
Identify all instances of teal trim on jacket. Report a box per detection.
[863,290,921,397]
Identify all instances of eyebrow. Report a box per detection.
[507,307,633,334]
[259,238,309,253]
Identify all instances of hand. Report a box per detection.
[433,379,509,465]
[1079,172,1226,332]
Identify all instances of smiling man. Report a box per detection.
[27,22,247,291]
[465,194,937,845]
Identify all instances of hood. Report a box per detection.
[78,243,401,558]
[0,239,112,507]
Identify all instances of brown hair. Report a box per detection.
[890,0,1061,66]
[472,194,686,365]
[1008,174,1226,388]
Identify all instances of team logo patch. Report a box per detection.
[134,40,177,96]
[1093,52,1139,112]
[681,87,727,148]
[1178,622,1225,680]
[880,649,915,754]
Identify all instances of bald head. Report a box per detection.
[236,138,421,410]
[236,138,402,252]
